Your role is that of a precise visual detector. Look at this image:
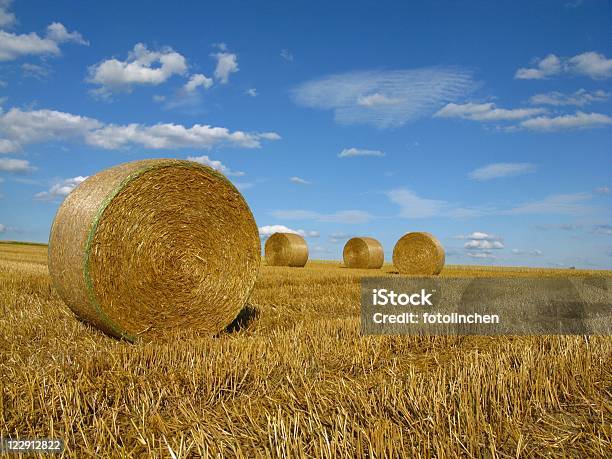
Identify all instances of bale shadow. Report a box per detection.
[225,304,259,333]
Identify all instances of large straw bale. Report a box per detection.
[392,232,445,275]
[264,233,308,267]
[343,237,384,269]
[48,158,260,342]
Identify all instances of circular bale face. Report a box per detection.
[48,159,260,342]
[392,232,445,275]
[264,233,308,267]
[343,237,384,269]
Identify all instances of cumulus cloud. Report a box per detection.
[515,54,562,80]
[245,88,257,97]
[468,162,537,181]
[34,176,87,201]
[0,157,35,172]
[212,52,238,84]
[595,186,609,194]
[338,147,385,158]
[435,102,545,121]
[516,52,612,80]
[465,240,504,250]
[45,22,88,45]
[520,112,612,131]
[183,73,213,92]
[88,43,188,95]
[528,89,609,107]
[186,155,244,177]
[291,67,476,128]
[453,232,502,241]
[258,225,319,239]
[290,176,311,185]
[0,20,87,61]
[270,209,372,224]
[0,107,280,151]
[567,52,612,79]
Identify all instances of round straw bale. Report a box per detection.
[264,233,308,267]
[343,237,384,269]
[48,158,260,342]
[392,232,445,275]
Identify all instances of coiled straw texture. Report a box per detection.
[48,159,260,342]
[264,233,309,267]
[343,237,384,269]
[392,232,445,275]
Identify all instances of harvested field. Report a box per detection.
[1,242,611,457]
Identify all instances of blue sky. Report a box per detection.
[0,0,610,268]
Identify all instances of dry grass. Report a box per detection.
[1,242,611,458]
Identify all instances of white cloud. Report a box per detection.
[515,54,562,80]
[290,176,311,185]
[466,251,497,259]
[338,147,385,158]
[505,192,595,216]
[357,93,401,107]
[0,223,5,233]
[512,249,543,256]
[45,22,88,45]
[516,52,612,80]
[0,107,280,151]
[21,62,50,79]
[183,73,213,92]
[528,89,609,107]
[186,155,245,177]
[454,232,502,241]
[387,188,488,219]
[88,43,188,95]
[280,49,293,62]
[34,176,87,201]
[0,21,87,61]
[246,88,257,97]
[520,112,612,131]
[212,52,238,84]
[595,186,609,194]
[270,209,372,224]
[435,102,545,121]
[258,225,319,239]
[0,0,15,28]
[567,52,612,79]
[386,188,447,219]
[469,162,537,181]
[291,68,476,128]
[465,240,504,250]
[0,157,35,172]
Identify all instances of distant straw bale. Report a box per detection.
[48,158,260,342]
[265,233,308,267]
[392,232,445,275]
[343,237,384,269]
